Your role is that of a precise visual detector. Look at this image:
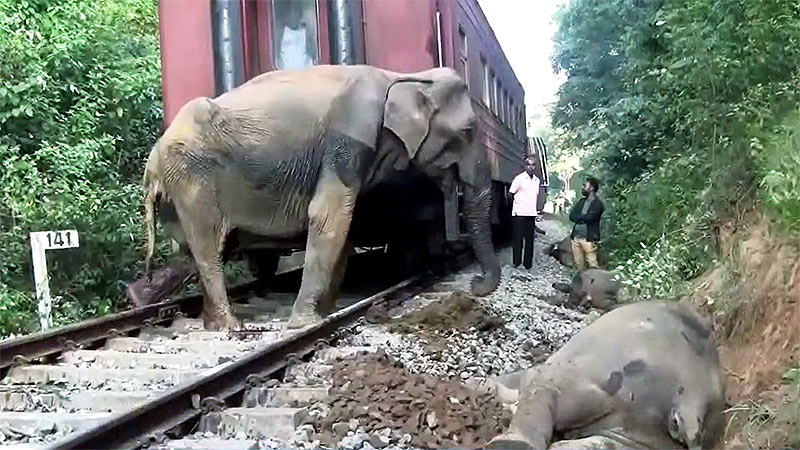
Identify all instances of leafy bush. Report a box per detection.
[0,0,162,337]
[552,0,800,297]
[754,109,800,234]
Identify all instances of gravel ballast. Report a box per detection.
[338,218,587,379]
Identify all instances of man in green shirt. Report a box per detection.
[568,176,604,270]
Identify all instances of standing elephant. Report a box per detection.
[142,65,500,330]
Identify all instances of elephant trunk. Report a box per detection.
[463,183,501,296]
[455,141,500,297]
[461,179,501,297]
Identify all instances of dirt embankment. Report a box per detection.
[684,212,800,448]
[386,292,504,336]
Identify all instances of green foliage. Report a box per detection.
[552,0,800,297]
[0,0,162,337]
[754,109,800,234]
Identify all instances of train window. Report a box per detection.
[481,56,489,106]
[500,89,508,123]
[510,101,515,133]
[270,0,319,70]
[489,71,496,113]
[494,78,500,116]
[458,27,469,89]
[504,91,510,126]
[498,85,504,122]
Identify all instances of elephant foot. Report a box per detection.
[286,310,322,330]
[471,275,497,296]
[482,432,544,450]
[202,312,242,331]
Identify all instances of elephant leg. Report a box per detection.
[175,200,240,331]
[319,240,352,317]
[484,368,556,449]
[288,173,357,329]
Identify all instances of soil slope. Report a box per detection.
[685,212,800,448]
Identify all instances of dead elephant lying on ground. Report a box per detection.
[551,268,620,311]
[484,300,726,450]
[546,237,574,268]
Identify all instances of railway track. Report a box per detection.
[0,249,475,449]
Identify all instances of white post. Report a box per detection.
[29,230,80,331]
[30,232,53,330]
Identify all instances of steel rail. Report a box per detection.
[0,281,261,371]
[49,275,423,450]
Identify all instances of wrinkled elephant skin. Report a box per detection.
[484,300,726,450]
[140,65,500,331]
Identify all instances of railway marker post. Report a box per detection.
[29,230,80,331]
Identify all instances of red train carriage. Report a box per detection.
[156,0,544,270]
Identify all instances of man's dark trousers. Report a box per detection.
[512,216,536,269]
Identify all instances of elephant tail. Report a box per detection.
[142,150,163,282]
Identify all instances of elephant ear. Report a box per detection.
[384,82,435,160]
[193,98,224,125]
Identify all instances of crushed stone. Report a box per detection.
[315,350,511,449]
[337,219,589,379]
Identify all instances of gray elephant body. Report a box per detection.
[569,269,620,310]
[143,65,500,330]
[551,269,620,311]
[547,237,574,267]
[486,300,725,450]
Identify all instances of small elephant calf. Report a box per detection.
[552,269,620,311]
[546,237,574,268]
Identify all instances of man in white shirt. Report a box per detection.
[508,158,541,269]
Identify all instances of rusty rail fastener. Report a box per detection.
[106,328,126,338]
[11,355,31,367]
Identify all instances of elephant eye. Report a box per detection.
[462,127,474,141]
